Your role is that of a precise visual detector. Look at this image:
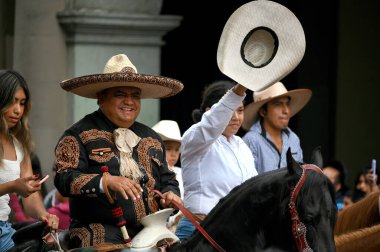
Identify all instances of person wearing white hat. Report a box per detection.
[53,54,184,248]
[152,120,183,199]
[242,82,312,174]
[152,120,184,232]
[175,80,258,241]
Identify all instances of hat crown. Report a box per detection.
[152,120,182,142]
[103,54,137,74]
[253,82,288,102]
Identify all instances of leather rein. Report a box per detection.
[289,164,323,252]
[153,190,226,252]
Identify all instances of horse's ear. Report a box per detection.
[310,146,323,168]
[286,148,299,175]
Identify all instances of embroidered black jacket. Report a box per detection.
[53,109,179,246]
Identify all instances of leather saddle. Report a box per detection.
[131,208,179,249]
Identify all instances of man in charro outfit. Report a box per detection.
[53,54,184,249]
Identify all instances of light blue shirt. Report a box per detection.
[181,89,257,215]
[243,119,303,174]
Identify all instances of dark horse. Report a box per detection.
[167,148,337,252]
[13,148,337,251]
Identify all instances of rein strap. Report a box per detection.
[153,190,226,252]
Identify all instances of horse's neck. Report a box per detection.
[170,206,292,251]
[169,171,296,251]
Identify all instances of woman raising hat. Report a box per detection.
[175,80,258,241]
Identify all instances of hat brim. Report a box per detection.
[242,89,312,130]
[160,135,182,143]
[60,72,184,99]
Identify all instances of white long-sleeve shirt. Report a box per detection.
[181,89,257,215]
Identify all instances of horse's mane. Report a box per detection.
[335,224,380,252]
[335,191,380,235]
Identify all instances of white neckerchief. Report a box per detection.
[114,128,142,180]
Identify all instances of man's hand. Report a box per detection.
[159,191,183,209]
[106,175,143,200]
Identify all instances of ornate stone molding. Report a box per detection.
[57,0,182,45]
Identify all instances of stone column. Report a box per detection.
[13,0,67,191]
[57,0,182,125]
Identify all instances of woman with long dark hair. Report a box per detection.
[0,70,59,251]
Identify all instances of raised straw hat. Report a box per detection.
[217,0,305,91]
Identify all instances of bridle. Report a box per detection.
[153,190,226,252]
[289,164,323,252]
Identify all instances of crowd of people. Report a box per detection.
[0,53,304,249]
[2,0,379,251]
[1,52,379,250]
[322,160,379,211]
[3,1,372,251]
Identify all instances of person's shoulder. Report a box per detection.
[243,128,261,136]
[236,135,257,150]
[182,123,196,136]
[243,127,262,141]
[233,135,245,143]
[244,120,262,134]
[56,111,103,143]
[131,121,161,140]
[65,111,96,131]
[67,110,113,134]
[11,136,22,149]
[286,127,300,139]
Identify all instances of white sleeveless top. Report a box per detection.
[0,138,23,221]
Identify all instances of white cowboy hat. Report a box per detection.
[60,54,184,99]
[242,82,312,130]
[217,0,305,91]
[152,120,182,143]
